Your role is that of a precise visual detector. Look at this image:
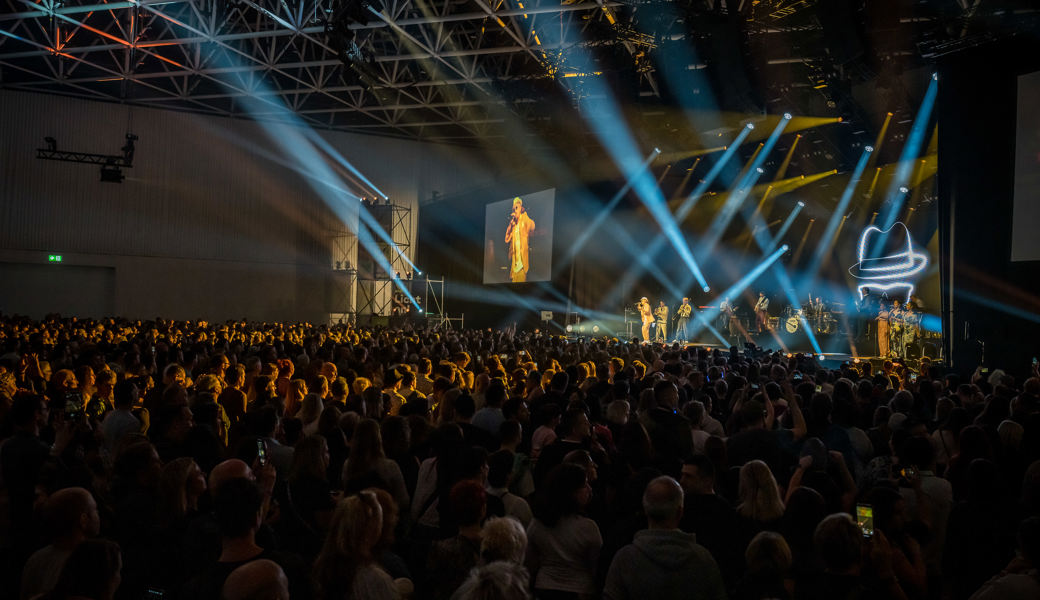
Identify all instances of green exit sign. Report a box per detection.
[47,254,63,263]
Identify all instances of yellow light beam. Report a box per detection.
[775,135,801,181]
[791,219,815,266]
[656,163,673,186]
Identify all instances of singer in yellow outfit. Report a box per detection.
[505,197,536,283]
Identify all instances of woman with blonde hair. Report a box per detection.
[313,491,400,600]
[298,393,325,436]
[735,460,785,561]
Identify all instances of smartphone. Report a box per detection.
[143,589,167,600]
[256,438,268,467]
[856,504,874,538]
[815,385,823,393]
[980,367,989,373]
[751,384,760,390]
[910,373,918,383]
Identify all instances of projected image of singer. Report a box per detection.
[505,196,536,282]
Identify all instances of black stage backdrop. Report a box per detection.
[938,36,1040,371]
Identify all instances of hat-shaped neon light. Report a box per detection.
[848,222,927,302]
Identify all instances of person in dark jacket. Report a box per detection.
[604,475,727,600]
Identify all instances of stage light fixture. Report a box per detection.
[702,285,711,292]
[932,73,938,80]
[797,201,805,207]
[99,163,124,183]
[783,113,793,120]
[416,270,423,276]
[44,137,56,151]
[865,146,874,152]
[899,186,909,193]
[756,167,765,173]
[566,324,573,332]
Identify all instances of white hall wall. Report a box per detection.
[0,90,496,322]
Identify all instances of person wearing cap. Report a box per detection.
[505,196,535,283]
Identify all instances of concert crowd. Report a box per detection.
[0,315,1038,600]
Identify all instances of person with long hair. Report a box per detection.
[735,460,786,563]
[526,463,602,600]
[312,491,400,600]
[737,531,794,600]
[866,486,927,598]
[289,434,337,531]
[342,419,410,511]
[157,457,207,526]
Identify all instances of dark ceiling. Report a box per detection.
[2,1,1036,146]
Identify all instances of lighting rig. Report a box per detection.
[36,133,139,183]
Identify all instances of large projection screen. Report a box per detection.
[483,189,555,284]
[1012,70,1040,261]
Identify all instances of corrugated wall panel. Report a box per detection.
[0,90,497,318]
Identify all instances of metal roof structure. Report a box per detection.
[1,1,1037,144]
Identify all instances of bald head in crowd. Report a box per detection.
[221,559,289,600]
[209,459,252,493]
[643,476,684,529]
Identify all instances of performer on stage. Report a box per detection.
[504,196,536,283]
[654,301,668,342]
[856,289,874,344]
[637,297,653,342]
[889,300,906,359]
[675,297,692,342]
[809,296,825,329]
[903,301,920,357]
[754,292,770,333]
[876,300,891,357]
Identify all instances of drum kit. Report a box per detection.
[783,302,843,335]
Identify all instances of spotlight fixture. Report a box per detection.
[783,112,793,120]
[44,137,57,151]
[932,73,938,80]
[865,145,874,152]
[899,186,909,193]
[756,167,765,173]
[99,162,124,183]
[702,285,711,292]
[797,201,805,207]
[746,123,755,130]
[781,244,790,251]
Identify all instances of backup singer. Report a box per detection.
[754,292,770,333]
[902,302,921,357]
[504,196,536,283]
[675,297,692,342]
[889,300,905,359]
[877,301,891,358]
[637,297,653,342]
[654,301,668,342]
